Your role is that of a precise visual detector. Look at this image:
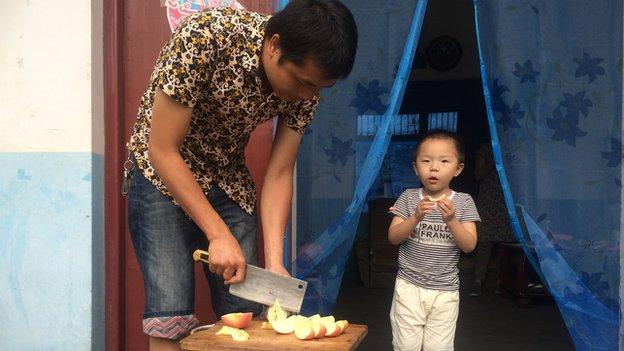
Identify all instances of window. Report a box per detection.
[357,114,420,136]
[355,111,459,199]
[427,111,458,132]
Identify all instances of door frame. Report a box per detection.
[103,0,125,349]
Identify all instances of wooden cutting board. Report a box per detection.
[180,320,368,351]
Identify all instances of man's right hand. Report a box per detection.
[149,91,249,285]
[207,233,247,285]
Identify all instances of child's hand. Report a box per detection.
[388,200,436,222]
[437,197,456,223]
[413,199,437,222]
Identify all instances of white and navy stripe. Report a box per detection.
[391,188,481,291]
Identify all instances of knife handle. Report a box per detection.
[192,249,210,265]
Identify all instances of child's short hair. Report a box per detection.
[413,129,465,163]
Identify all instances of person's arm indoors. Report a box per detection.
[437,198,478,252]
[388,200,437,245]
[149,89,247,284]
[388,216,417,245]
[446,220,477,253]
[260,121,303,276]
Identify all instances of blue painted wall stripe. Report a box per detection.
[0,153,104,350]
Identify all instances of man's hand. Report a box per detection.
[208,234,247,285]
[437,197,457,223]
[265,263,291,277]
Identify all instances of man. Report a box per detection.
[125,1,358,349]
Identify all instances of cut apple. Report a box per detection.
[293,315,308,323]
[294,321,315,340]
[308,314,321,321]
[324,322,342,337]
[260,321,273,330]
[231,329,250,341]
[267,299,288,323]
[320,316,335,325]
[216,326,236,336]
[426,194,446,202]
[270,315,297,334]
[221,312,252,329]
[320,316,341,337]
[310,318,327,338]
[215,326,250,341]
[335,320,349,332]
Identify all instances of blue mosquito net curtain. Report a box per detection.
[295,0,622,350]
[167,1,623,349]
[472,1,622,350]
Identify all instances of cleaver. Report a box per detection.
[192,249,307,313]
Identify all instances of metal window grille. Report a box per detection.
[357,114,420,136]
[427,111,458,132]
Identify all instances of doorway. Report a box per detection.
[336,1,574,350]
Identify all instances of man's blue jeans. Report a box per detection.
[127,170,263,339]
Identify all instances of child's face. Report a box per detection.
[413,138,464,192]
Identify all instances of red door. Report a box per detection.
[104,1,275,350]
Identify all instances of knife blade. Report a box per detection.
[192,249,307,313]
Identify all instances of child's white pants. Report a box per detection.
[390,277,459,351]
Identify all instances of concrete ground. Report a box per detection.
[333,273,574,351]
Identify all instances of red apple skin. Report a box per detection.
[294,323,315,340]
[221,312,253,329]
[311,320,327,338]
[336,320,349,330]
[325,323,343,337]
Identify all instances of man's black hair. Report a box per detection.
[265,0,358,80]
[413,129,466,164]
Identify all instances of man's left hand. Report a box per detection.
[266,263,291,277]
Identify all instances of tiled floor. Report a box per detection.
[333,274,574,351]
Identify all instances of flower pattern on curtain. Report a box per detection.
[474,1,622,349]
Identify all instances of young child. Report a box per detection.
[388,129,480,350]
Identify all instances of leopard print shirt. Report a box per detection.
[128,8,319,214]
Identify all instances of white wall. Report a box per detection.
[0,0,104,349]
[0,0,103,153]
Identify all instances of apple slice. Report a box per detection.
[215,326,250,341]
[293,315,309,323]
[267,299,288,322]
[311,318,327,338]
[270,315,298,334]
[260,321,273,330]
[324,322,342,337]
[308,314,321,321]
[216,326,236,336]
[335,320,349,332]
[320,316,335,325]
[231,329,250,341]
[426,194,446,202]
[294,321,315,340]
[221,312,252,329]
